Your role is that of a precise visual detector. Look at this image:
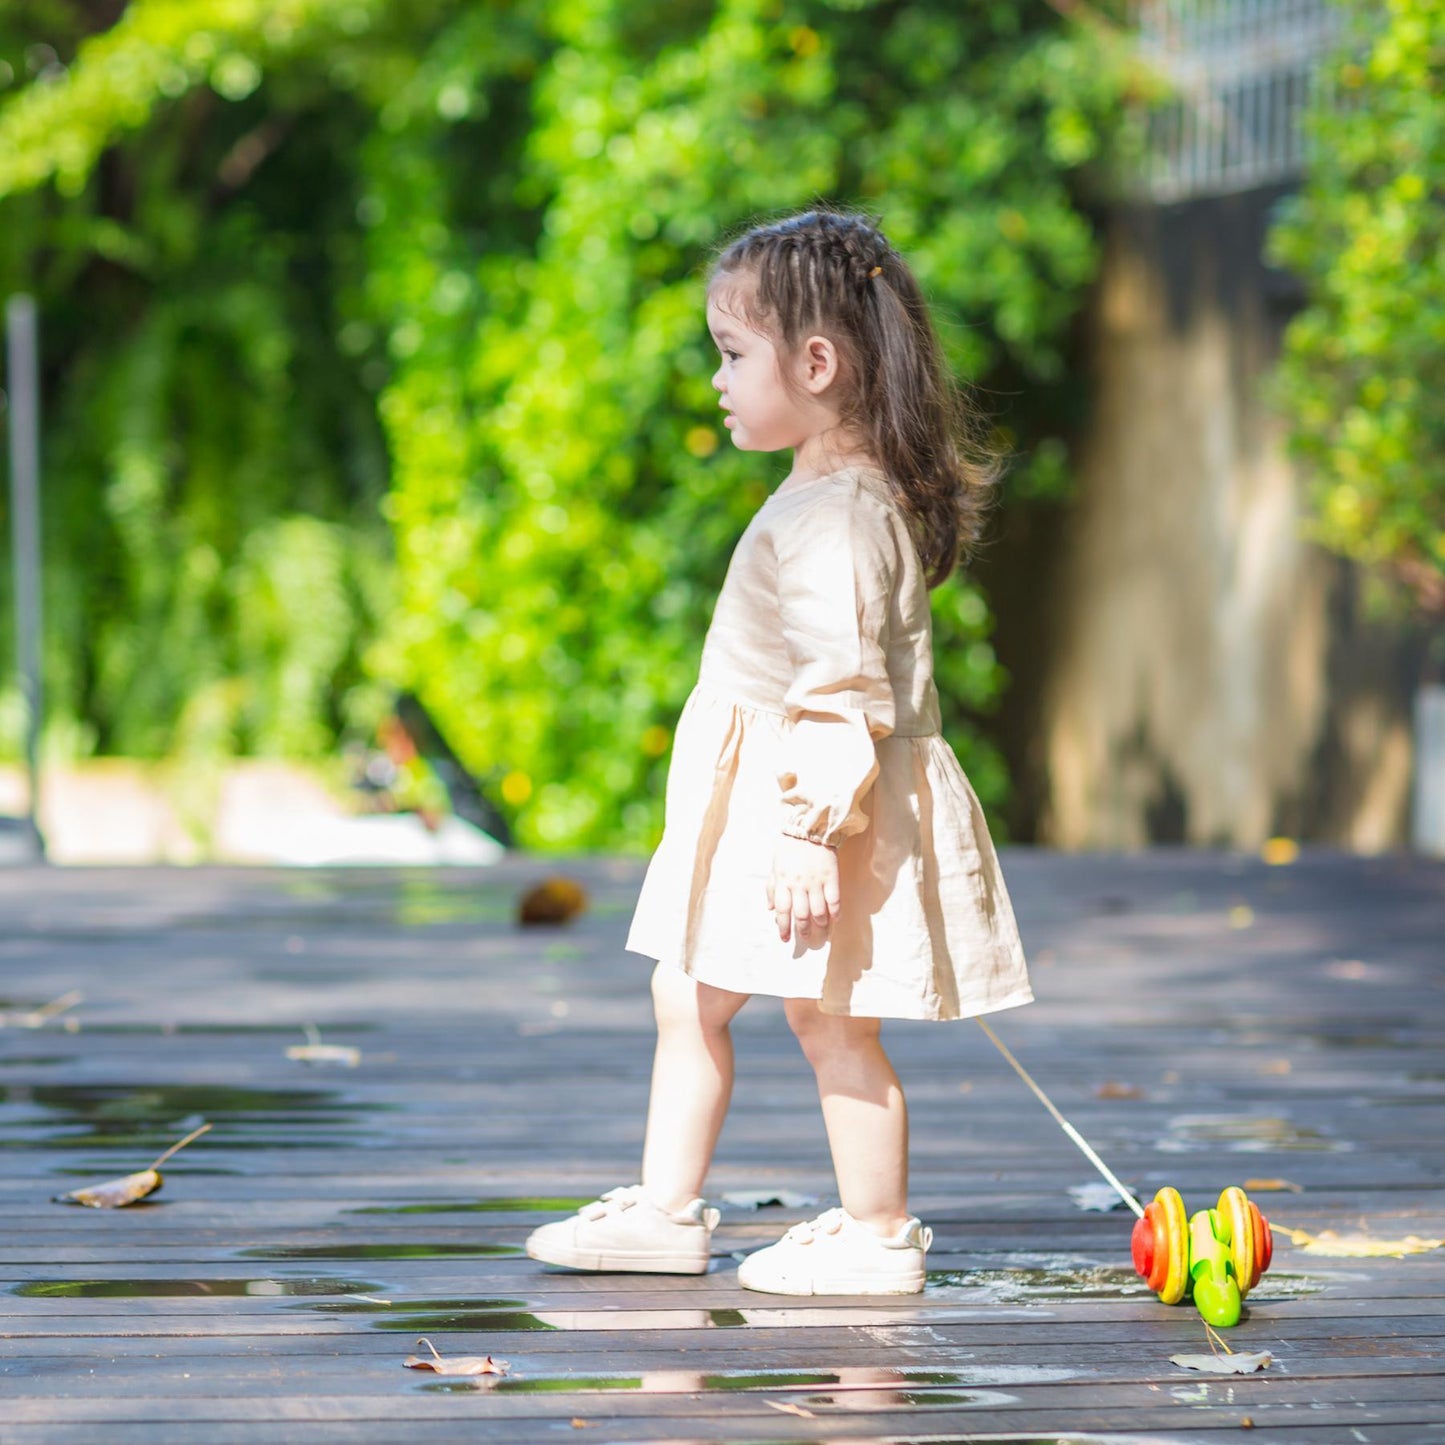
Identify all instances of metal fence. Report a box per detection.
[1132,0,1346,202]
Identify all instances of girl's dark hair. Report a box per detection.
[710,210,995,587]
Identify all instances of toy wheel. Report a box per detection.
[1153,1187,1190,1305]
[1218,1187,1256,1294]
[1252,1201,1273,1280]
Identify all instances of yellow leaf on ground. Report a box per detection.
[1276,1226,1443,1257]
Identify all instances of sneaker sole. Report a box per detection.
[526,1240,711,1275]
[737,1266,925,1296]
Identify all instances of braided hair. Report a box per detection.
[710,210,995,587]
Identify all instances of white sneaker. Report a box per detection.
[736,1207,932,1295]
[525,1186,720,1274]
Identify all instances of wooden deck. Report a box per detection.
[1,850,1442,1444]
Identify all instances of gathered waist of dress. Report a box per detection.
[687,677,941,740]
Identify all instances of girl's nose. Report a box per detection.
[711,362,724,391]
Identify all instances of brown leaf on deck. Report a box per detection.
[1242,1177,1303,1193]
[1095,1081,1145,1099]
[404,1337,510,1376]
[53,1122,213,1208]
[518,877,588,925]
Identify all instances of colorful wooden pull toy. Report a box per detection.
[1131,1185,1273,1326]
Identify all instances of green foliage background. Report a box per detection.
[1268,0,1445,618]
[0,0,1130,849]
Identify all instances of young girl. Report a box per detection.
[526,210,1032,1295]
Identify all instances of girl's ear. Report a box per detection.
[796,333,841,396]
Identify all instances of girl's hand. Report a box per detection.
[766,835,841,944]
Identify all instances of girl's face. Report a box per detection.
[707,293,835,455]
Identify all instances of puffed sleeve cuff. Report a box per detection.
[772,490,897,848]
[778,714,882,847]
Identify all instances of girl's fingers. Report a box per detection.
[772,883,793,942]
[807,883,831,929]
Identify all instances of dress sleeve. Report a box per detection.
[773,494,897,848]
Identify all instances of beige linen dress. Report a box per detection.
[625,464,1032,1021]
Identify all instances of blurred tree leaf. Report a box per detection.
[1268,0,1445,618]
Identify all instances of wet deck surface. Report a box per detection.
[2,850,1443,1444]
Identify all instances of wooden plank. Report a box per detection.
[1,853,1443,1442]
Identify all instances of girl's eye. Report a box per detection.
[723,350,740,363]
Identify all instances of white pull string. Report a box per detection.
[975,1016,1146,1220]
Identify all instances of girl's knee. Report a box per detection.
[651,961,746,1036]
[784,998,880,1065]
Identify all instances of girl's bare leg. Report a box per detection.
[641,962,749,1213]
[784,999,911,1236]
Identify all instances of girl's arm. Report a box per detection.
[768,495,896,942]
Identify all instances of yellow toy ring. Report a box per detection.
[1155,1186,1189,1304]
[1218,1186,1258,1294]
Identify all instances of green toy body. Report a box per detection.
[1188,1206,1242,1327]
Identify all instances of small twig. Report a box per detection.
[2,989,83,1028]
[148,1122,213,1171]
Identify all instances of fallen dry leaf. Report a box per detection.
[764,1400,816,1418]
[0,989,82,1029]
[1276,1225,1443,1258]
[1068,1181,1137,1213]
[54,1122,213,1208]
[404,1337,509,1376]
[1258,1059,1292,1076]
[1095,1081,1145,1099]
[285,1024,361,1067]
[1172,1351,1272,1374]
[518,876,588,925]
[1242,1178,1303,1193]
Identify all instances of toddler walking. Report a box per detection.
[526,211,1032,1295]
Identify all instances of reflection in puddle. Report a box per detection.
[1158,1114,1347,1153]
[927,1257,1328,1304]
[244,1243,522,1261]
[308,1297,551,1331]
[928,1261,1150,1301]
[18,1277,382,1299]
[350,1197,589,1216]
[0,1082,379,1151]
[421,1366,980,1396]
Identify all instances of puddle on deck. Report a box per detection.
[1157,1113,1348,1153]
[311,1296,549,1330]
[419,1366,992,1397]
[17,1276,383,1299]
[927,1261,1151,1301]
[0,1082,383,1152]
[927,1257,1327,1304]
[243,1243,522,1261]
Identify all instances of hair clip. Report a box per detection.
[868,265,883,278]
